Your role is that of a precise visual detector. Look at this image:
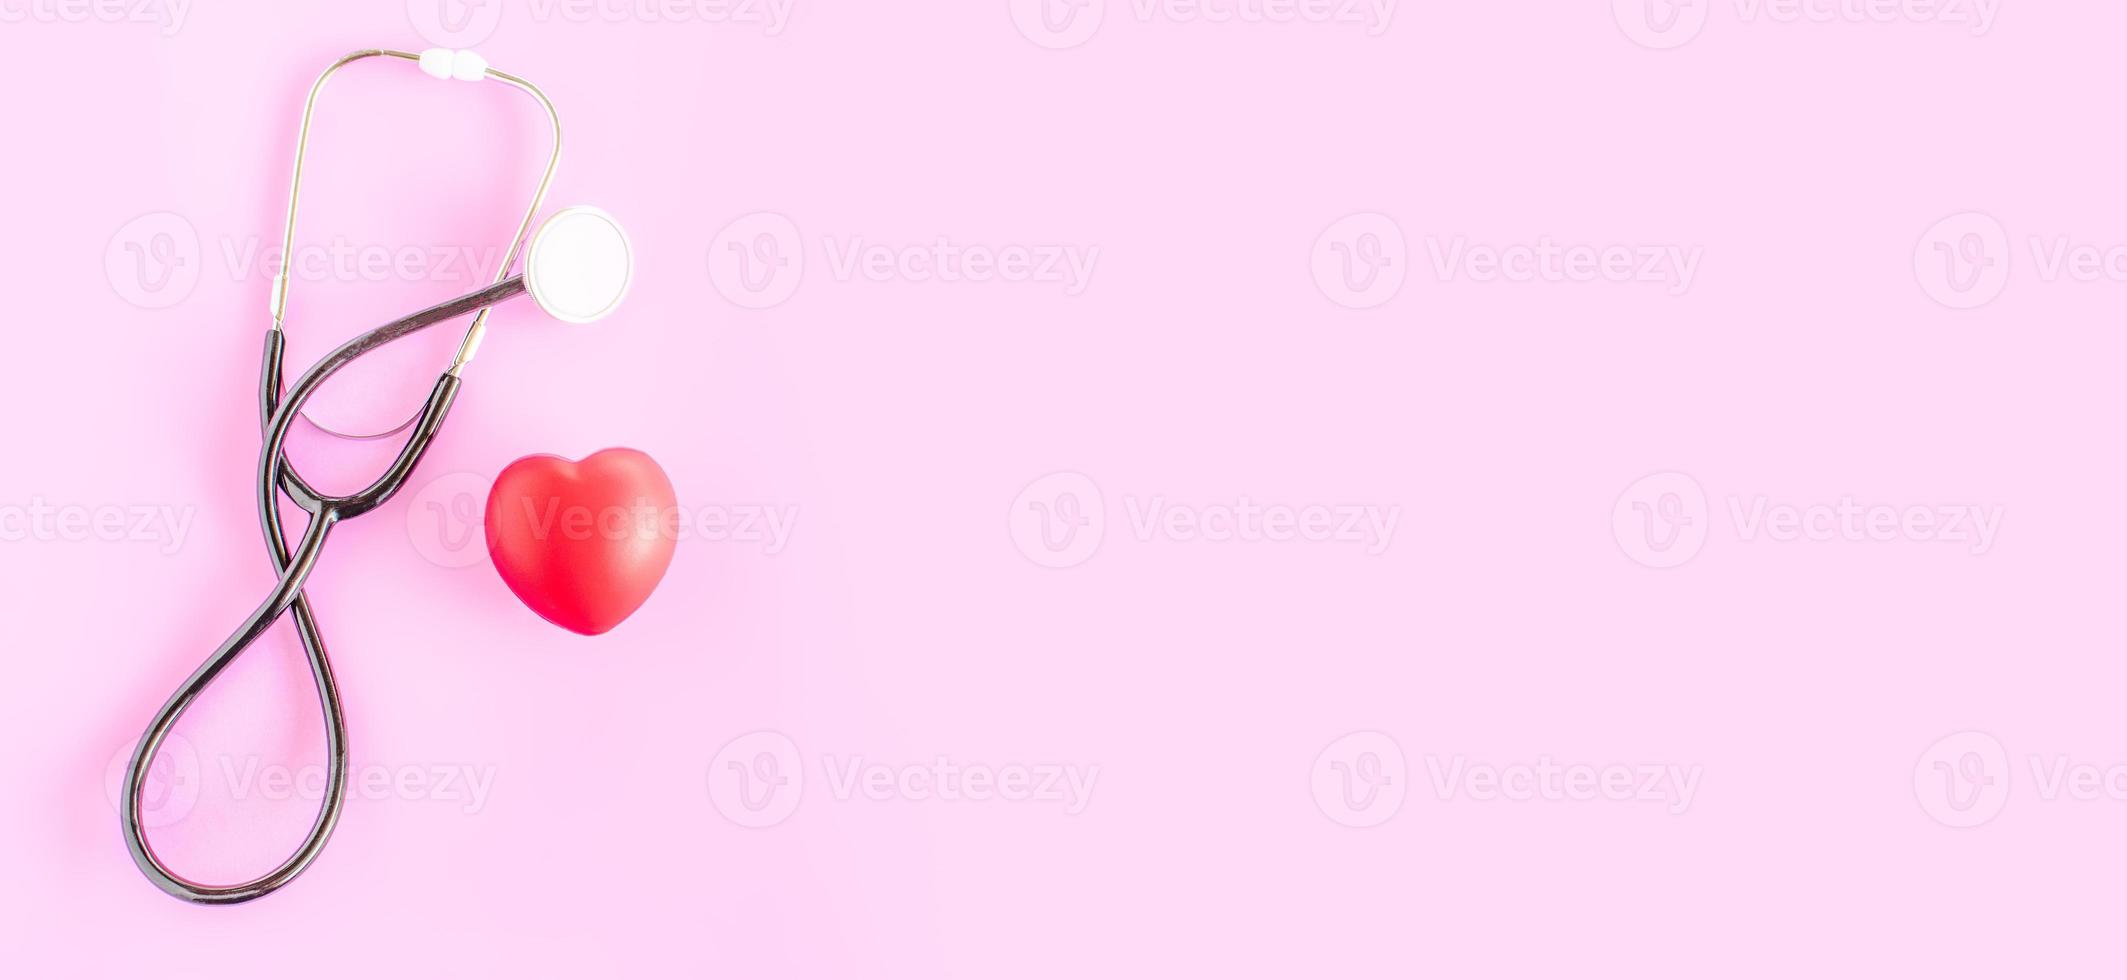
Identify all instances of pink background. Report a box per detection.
[4,0,2123,975]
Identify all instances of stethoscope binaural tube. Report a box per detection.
[275,47,563,439]
[120,276,524,905]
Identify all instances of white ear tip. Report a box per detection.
[419,48,488,81]
[451,49,489,81]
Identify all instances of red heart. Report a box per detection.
[484,448,678,636]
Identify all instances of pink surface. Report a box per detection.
[4,0,2122,975]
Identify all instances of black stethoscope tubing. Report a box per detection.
[121,275,527,905]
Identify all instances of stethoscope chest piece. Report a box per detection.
[526,206,633,324]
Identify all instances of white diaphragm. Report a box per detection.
[525,206,633,324]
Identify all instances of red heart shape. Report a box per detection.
[484,448,677,636]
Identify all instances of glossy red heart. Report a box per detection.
[484,448,677,636]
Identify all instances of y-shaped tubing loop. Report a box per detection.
[122,44,555,905]
[257,51,556,802]
[121,276,527,905]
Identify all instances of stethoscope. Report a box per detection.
[120,48,634,905]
